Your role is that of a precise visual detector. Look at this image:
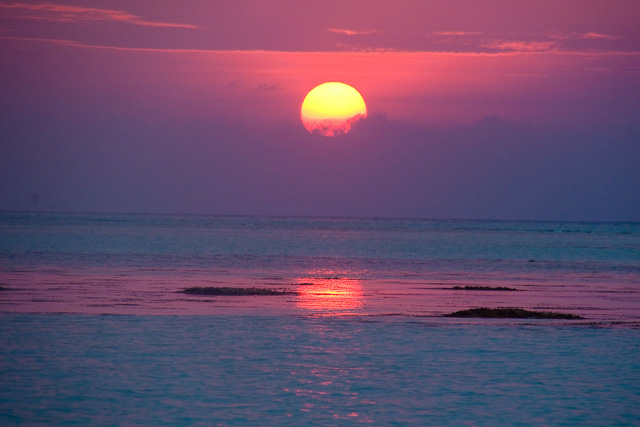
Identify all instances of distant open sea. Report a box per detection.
[1,212,639,424]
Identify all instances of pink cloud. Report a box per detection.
[0,35,207,53]
[548,31,622,41]
[327,28,377,36]
[433,31,482,36]
[581,32,621,40]
[0,2,198,29]
[484,40,556,52]
[6,33,636,59]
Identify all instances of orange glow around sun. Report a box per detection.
[300,82,367,137]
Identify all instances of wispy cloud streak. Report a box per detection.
[327,28,377,36]
[433,31,482,36]
[581,32,621,40]
[2,35,638,58]
[483,40,556,52]
[0,3,198,29]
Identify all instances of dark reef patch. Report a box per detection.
[445,307,583,319]
[451,286,519,291]
[181,287,294,296]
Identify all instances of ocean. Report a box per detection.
[1,212,639,424]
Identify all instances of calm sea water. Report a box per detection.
[1,212,639,424]
[1,212,638,319]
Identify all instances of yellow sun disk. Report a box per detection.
[301,82,367,120]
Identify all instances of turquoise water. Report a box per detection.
[2,213,638,269]
[1,315,638,425]
[1,212,638,319]
[0,212,639,424]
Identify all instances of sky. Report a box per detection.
[1,0,639,221]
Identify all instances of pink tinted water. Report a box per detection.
[1,266,638,324]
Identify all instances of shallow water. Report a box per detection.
[1,213,639,424]
[1,212,638,323]
[1,314,638,425]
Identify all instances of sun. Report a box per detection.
[300,82,367,137]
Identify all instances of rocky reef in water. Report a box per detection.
[451,286,519,291]
[445,307,583,319]
[181,287,294,296]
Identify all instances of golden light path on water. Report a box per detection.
[295,275,364,313]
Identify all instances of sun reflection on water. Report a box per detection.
[295,275,364,314]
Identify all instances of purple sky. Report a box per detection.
[1,1,639,220]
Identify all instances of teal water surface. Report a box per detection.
[1,314,638,425]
